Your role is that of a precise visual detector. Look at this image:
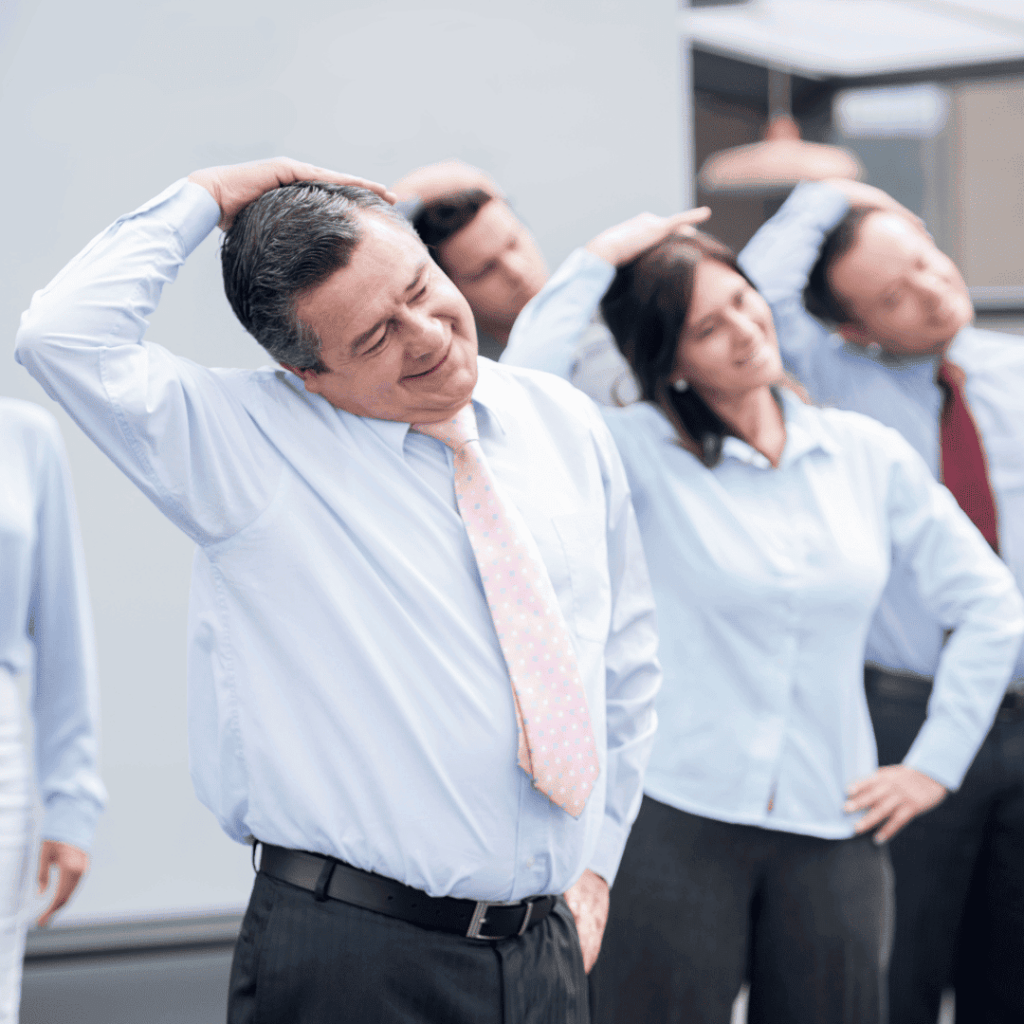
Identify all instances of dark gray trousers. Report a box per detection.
[591,797,894,1024]
[869,687,1024,1024]
[227,873,589,1024]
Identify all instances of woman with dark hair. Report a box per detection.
[501,213,1024,1024]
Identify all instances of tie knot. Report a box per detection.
[938,358,966,394]
[412,403,479,451]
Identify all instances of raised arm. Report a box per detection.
[846,422,1024,841]
[15,159,392,546]
[738,179,917,384]
[501,210,708,382]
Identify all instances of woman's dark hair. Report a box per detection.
[803,205,878,326]
[411,188,494,271]
[600,230,759,467]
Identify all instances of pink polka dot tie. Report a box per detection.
[414,404,599,817]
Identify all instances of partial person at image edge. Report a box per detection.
[1,400,105,1024]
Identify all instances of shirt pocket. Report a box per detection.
[550,509,611,643]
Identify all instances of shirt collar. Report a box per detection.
[840,324,976,379]
[355,357,508,456]
[719,390,839,469]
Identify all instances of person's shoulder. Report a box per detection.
[810,401,915,462]
[957,325,1024,371]
[0,397,63,448]
[480,357,599,420]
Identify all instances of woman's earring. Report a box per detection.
[672,378,690,393]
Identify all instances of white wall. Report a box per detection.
[0,0,688,922]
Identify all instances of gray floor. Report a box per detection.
[20,947,234,1024]
[22,958,956,1024]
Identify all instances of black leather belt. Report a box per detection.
[257,843,557,940]
[865,666,1024,719]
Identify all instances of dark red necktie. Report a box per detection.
[938,360,999,553]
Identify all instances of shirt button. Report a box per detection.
[525,857,535,869]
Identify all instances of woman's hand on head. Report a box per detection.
[585,208,711,268]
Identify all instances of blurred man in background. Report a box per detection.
[740,178,1024,1024]
[393,161,639,406]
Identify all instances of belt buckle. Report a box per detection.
[465,898,533,940]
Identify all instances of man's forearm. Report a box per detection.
[738,181,850,303]
[501,248,615,380]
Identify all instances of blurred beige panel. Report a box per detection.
[950,78,1024,288]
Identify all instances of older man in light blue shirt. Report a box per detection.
[15,158,660,1024]
[740,179,1024,1024]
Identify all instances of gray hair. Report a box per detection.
[221,182,413,371]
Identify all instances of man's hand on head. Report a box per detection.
[36,840,89,927]
[188,157,397,231]
[585,208,711,268]
[845,764,947,844]
[563,868,610,973]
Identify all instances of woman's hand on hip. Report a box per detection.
[845,765,948,843]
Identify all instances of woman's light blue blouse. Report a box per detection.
[503,249,1024,838]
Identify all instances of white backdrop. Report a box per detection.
[0,0,690,922]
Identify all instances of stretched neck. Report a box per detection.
[477,316,512,347]
[705,384,786,467]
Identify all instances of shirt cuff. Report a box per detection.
[587,814,632,887]
[133,178,222,257]
[903,714,985,792]
[41,792,103,852]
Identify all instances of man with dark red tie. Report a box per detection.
[740,180,1024,1024]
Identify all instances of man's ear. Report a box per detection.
[837,322,874,349]
[281,364,321,393]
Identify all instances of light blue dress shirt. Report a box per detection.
[503,248,1024,834]
[14,181,660,899]
[740,181,1024,688]
[0,400,105,850]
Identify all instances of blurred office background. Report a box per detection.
[0,1,1020,1021]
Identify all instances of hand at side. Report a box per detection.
[563,868,610,973]
[36,840,90,927]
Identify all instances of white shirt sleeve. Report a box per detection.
[29,414,107,850]
[879,421,1024,788]
[15,180,280,546]
[501,248,616,381]
[737,181,852,388]
[581,402,661,884]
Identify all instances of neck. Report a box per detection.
[482,322,512,346]
[846,327,962,364]
[706,385,786,467]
